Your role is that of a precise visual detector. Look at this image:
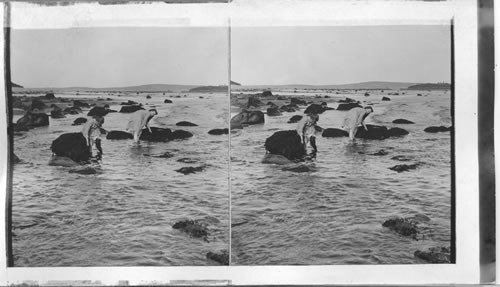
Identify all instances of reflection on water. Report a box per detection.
[231,90,452,265]
[12,92,229,266]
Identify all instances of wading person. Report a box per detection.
[296,111,322,153]
[342,106,374,141]
[126,109,158,143]
[82,115,106,158]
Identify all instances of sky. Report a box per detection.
[12,27,228,88]
[231,25,451,85]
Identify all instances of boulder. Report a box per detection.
[120,100,139,105]
[176,166,205,175]
[389,163,419,172]
[119,105,144,113]
[30,99,47,112]
[206,250,229,265]
[176,121,198,127]
[337,103,362,111]
[280,104,297,113]
[64,107,81,115]
[172,220,209,241]
[364,92,370,96]
[261,90,273,97]
[140,127,172,142]
[304,104,325,114]
[247,95,262,108]
[414,247,451,263]
[73,100,90,109]
[382,218,418,239]
[208,128,228,135]
[106,130,134,140]
[382,96,391,101]
[290,98,307,106]
[287,115,303,123]
[16,112,49,130]
[338,97,357,103]
[72,117,88,126]
[50,109,65,119]
[392,119,415,124]
[267,106,282,116]
[355,125,389,140]
[322,128,348,138]
[48,155,79,167]
[264,130,305,160]
[169,130,193,140]
[261,154,293,165]
[146,95,152,99]
[424,126,451,133]
[230,110,265,129]
[387,127,409,137]
[87,106,109,117]
[51,132,91,162]
[164,99,173,103]
[154,152,175,158]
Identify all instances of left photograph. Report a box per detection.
[8,27,229,266]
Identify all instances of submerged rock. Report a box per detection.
[261,154,293,165]
[69,167,97,175]
[106,130,134,140]
[387,127,410,137]
[170,130,193,140]
[264,130,305,160]
[424,126,451,133]
[282,165,311,173]
[208,128,228,135]
[154,152,175,158]
[51,132,91,162]
[172,220,209,241]
[287,115,303,123]
[72,117,88,126]
[176,121,198,127]
[206,250,229,265]
[382,218,418,239]
[322,128,348,138]
[389,163,419,172]
[48,155,79,167]
[414,247,451,263]
[175,165,205,175]
[392,119,415,124]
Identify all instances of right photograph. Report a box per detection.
[230,25,453,265]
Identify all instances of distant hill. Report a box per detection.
[407,83,451,90]
[232,81,419,91]
[14,84,199,93]
[188,85,227,93]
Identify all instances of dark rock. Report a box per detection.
[247,95,263,108]
[367,149,388,156]
[322,128,348,138]
[120,100,139,105]
[176,121,198,126]
[176,165,205,175]
[230,110,265,128]
[417,93,423,96]
[44,93,55,99]
[267,106,282,116]
[338,97,357,103]
[382,96,391,101]
[280,104,297,113]
[262,90,273,97]
[73,100,90,109]
[391,155,413,161]
[155,152,175,158]
[392,119,415,124]
[140,127,172,142]
[387,127,410,137]
[50,110,65,119]
[424,126,451,133]
[208,128,228,135]
[337,103,362,111]
[262,154,293,165]
[172,220,209,240]
[16,112,49,130]
[304,104,326,114]
[87,107,109,117]
[287,115,303,123]
[355,124,389,140]
[146,95,152,99]
[382,218,418,239]
[69,167,97,175]
[164,99,173,103]
[389,163,419,172]
[169,130,193,140]
[48,155,79,167]
[72,117,88,126]
[282,165,311,173]
[64,107,81,115]
[364,92,370,96]
[290,98,307,106]
[266,101,276,106]
[106,130,134,140]
[119,105,144,113]
[265,130,305,160]
[206,250,229,265]
[414,247,451,263]
[30,99,47,112]
[51,132,91,162]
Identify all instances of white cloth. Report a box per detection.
[126,110,152,134]
[296,114,318,138]
[342,107,369,130]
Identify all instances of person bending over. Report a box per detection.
[126,109,158,143]
[82,115,106,158]
[296,111,322,153]
[342,106,373,141]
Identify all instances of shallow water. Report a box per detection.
[230,90,452,265]
[12,92,229,266]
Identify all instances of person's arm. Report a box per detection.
[81,122,91,144]
[361,113,370,130]
[296,117,307,143]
